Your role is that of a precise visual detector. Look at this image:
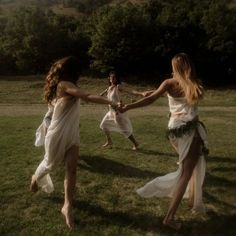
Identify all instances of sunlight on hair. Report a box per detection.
[172,53,203,104]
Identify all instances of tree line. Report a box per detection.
[0,0,235,85]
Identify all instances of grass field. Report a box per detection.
[0,76,236,236]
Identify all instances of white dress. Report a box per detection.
[34,97,80,193]
[100,86,133,138]
[35,103,54,147]
[137,94,208,213]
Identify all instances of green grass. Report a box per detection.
[0,77,236,235]
[1,75,236,106]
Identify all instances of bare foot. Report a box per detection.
[61,206,75,229]
[132,143,139,151]
[163,219,182,231]
[30,175,38,192]
[188,199,194,208]
[102,142,112,148]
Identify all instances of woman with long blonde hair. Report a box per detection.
[31,56,115,229]
[119,53,208,230]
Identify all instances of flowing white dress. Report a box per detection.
[35,103,54,147]
[100,86,133,138]
[137,94,208,213]
[34,97,80,193]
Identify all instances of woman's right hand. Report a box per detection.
[142,91,153,97]
[118,103,128,113]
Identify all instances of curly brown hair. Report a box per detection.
[44,56,81,104]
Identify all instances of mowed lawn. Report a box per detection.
[0,76,236,236]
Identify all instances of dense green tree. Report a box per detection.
[76,0,111,14]
[49,13,91,68]
[200,0,236,82]
[147,0,208,75]
[139,0,235,84]
[0,0,235,85]
[88,4,155,75]
[0,7,90,74]
[1,7,61,73]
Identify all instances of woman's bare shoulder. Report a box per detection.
[159,78,176,90]
[164,78,177,85]
[58,80,75,87]
[117,83,124,90]
[57,81,76,98]
[165,79,184,97]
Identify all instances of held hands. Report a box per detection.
[110,102,118,111]
[117,102,128,113]
[109,101,128,113]
[141,92,148,97]
[142,91,153,97]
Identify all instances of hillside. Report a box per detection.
[0,0,235,17]
[0,0,146,16]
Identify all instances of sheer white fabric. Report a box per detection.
[34,97,80,193]
[35,104,54,147]
[100,86,133,138]
[137,94,208,213]
[167,94,198,129]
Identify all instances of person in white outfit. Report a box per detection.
[30,56,115,229]
[119,53,208,230]
[100,71,145,150]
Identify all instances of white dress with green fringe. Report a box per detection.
[137,94,208,213]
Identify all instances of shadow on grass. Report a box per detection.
[74,199,164,232]
[207,155,236,164]
[211,166,236,172]
[43,192,236,236]
[185,213,236,236]
[46,195,236,236]
[74,201,236,235]
[43,195,162,233]
[126,148,177,158]
[205,172,236,188]
[204,191,236,210]
[79,155,164,178]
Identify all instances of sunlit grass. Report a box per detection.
[1,76,236,106]
[0,77,235,235]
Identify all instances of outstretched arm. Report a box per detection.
[118,84,145,96]
[100,88,108,96]
[61,81,113,105]
[120,80,169,112]
[142,90,156,97]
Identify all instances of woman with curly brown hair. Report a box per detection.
[30,56,115,229]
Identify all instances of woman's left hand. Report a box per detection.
[117,103,128,113]
[110,102,118,111]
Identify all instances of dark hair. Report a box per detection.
[57,56,81,83]
[108,71,121,85]
[44,56,81,103]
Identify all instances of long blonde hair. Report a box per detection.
[172,53,203,104]
[44,56,80,104]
